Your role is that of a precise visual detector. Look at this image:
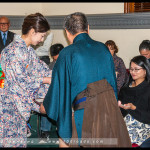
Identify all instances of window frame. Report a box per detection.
[124,2,150,13]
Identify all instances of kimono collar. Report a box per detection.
[14,35,32,52]
[73,33,89,44]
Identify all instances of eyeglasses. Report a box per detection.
[0,23,9,26]
[129,68,143,72]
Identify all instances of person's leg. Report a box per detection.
[40,115,52,138]
[140,137,150,148]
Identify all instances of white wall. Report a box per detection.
[89,29,150,68]
[41,3,150,67]
[41,3,124,15]
[1,3,149,67]
[0,3,42,15]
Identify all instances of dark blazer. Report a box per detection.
[0,31,15,54]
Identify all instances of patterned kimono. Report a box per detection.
[0,35,51,147]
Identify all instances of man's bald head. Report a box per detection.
[0,16,10,32]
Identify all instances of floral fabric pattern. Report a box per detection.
[124,114,150,146]
[0,35,51,147]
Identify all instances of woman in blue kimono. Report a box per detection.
[0,13,51,147]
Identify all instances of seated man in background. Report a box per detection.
[49,43,64,70]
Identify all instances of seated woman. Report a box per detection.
[105,40,128,93]
[118,55,150,147]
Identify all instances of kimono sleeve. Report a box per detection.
[43,55,73,139]
[8,47,44,96]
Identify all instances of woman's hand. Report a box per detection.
[43,77,51,84]
[39,103,46,114]
[118,100,136,110]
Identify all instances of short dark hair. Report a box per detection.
[50,43,64,57]
[125,55,150,86]
[63,12,88,35]
[139,40,150,52]
[22,13,50,35]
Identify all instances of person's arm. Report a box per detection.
[119,100,150,123]
[129,98,150,124]
[118,100,128,117]
[43,77,51,84]
[118,91,150,123]
[32,102,40,113]
[118,101,136,110]
[118,88,128,117]
[39,103,46,114]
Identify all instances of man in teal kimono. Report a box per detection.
[40,12,117,147]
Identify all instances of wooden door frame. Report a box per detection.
[124,2,135,13]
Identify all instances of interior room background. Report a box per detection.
[1,2,150,68]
